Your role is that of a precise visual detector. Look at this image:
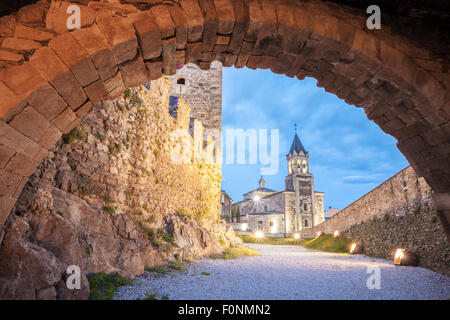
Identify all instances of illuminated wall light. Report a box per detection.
[349,242,363,254]
[240,223,248,231]
[332,230,342,239]
[393,248,418,266]
[255,231,264,239]
[293,233,300,240]
[316,231,325,238]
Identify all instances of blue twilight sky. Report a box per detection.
[220,67,409,210]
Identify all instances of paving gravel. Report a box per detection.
[115,244,450,300]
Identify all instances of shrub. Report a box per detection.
[144,266,170,277]
[144,290,159,300]
[201,271,211,276]
[102,205,116,213]
[62,127,86,144]
[168,258,187,273]
[108,143,121,155]
[87,273,131,300]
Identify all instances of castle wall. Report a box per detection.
[15,77,222,224]
[167,62,223,142]
[300,166,450,275]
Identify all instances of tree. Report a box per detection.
[236,206,241,223]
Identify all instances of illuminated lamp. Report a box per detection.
[293,233,300,240]
[240,223,248,231]
[255,231,264,239]
[316,231,325,238]
[349,242,363,254]
[332,230,342,239]
[393,248,418,266]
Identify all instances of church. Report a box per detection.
[232,132,325,235]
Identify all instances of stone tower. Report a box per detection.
[167,61,223,155]
[285,132,316,230]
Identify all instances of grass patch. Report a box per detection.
[240,235,300,246]
[102,205,116,213]
[301,234,351,253]
[210,247,259,260]
[144,266,171,277]
[240,234,351,254]
[168,259,187,273]
[62,127,86,144]
[201,271,211,276]
[87,273,131,300]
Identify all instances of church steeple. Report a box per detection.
[258,176,266,188]
[286,128,309,176]
[287,133,307,156]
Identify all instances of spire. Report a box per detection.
[288,132,307,156]
[258,176,265,188]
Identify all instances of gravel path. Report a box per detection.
[115,244,450,300]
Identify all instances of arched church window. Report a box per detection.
[304,219,309,227]
[177,78,186,85]
[304,203,307,211]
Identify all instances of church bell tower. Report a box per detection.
[285,128,315,231]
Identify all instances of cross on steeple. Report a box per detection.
[294,123,297,133]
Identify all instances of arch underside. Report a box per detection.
[0,0,448,237]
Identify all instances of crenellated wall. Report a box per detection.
[0,76,242,299]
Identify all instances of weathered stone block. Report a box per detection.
[83,79,107,104]
[96,16,138,64]
[0,62,45,99]
[133,13,162,60]
[51,107,78,134]
[0,49,24,63]
[49,33,99,87]
[72,25,118,81]
[199,0,218,53]
[162,39,177,76]
[5,153,38,177]
[2,37,41,51]
[213,0,235,34]
[9,106,50,143]
[168,5,188,50]
[27,83,67,121]
[50,71,87,111]
[0,122,41,159]
[145,61,164,80]
[179,0,204,42]
[0,169,22,197]
[14,24,53,41]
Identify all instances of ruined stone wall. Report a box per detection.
[0,77,242,299]
[16,77,222,222]
[301,166,450,275]
[167,62,222,151]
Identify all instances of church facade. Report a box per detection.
[232,133,325,234]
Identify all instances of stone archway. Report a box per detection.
[0,0,449,241]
